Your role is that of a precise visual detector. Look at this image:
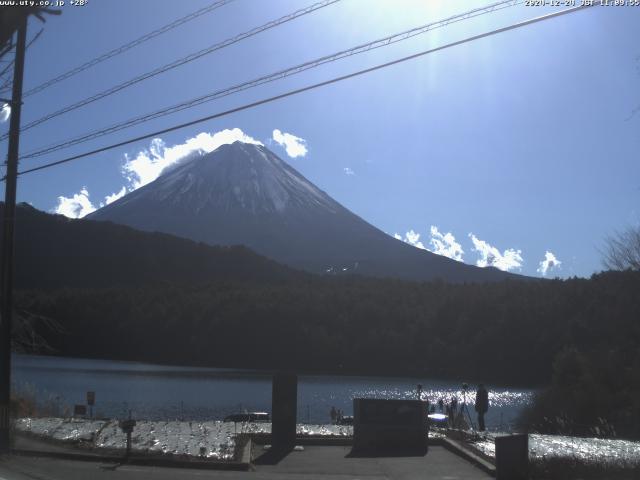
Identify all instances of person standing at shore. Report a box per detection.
[448,396,458,427]
[330,406,337,424]
[475,384,489,431]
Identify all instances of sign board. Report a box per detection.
[73,405,87,417]
[86,391,95,406]
[119,419,136,434]
[353,398,428,453]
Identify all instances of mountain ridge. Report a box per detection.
[88,141,522,283]
[4,202,302,290]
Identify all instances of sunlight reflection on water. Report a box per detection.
[307,383,533,430]
[13,354,534,430]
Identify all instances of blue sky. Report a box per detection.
[1,0,638,278]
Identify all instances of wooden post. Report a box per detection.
[271,373,297,449]
[0,14,27,454]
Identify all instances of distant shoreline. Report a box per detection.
[12,352,542,389]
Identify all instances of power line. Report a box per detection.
[1,0,342,141]
[0,28,43,94]
[17,0,234,98]
[0,42,13,63]
[12,4,595,180]
[21,0,522,161]
[0,56,15,85]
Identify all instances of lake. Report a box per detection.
[12,354,533,431]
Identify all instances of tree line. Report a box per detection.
[15,270,640,437]
[7,203,640,438]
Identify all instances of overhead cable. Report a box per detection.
[21,0,521,160]
[2,0,342,140]
[20,0,234,98]
[12,4,595,179]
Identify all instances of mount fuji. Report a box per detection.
[88,141,518,283]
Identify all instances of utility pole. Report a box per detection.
[0,13,27,453]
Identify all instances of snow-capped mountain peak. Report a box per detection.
[88,141,518,283]
[139,142,336,215]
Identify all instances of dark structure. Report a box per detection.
[271,373,298,450]
[352,398,428,454]
[495,434,529,480]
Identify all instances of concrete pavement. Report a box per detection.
[0,445,492,479]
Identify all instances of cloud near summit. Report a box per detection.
[123,128,262,190]
[272,129,308,158]
[53,128,262,218]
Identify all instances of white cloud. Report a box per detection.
[54,185,130,218]
[0,103,10,123]
[343,167,355,176]
[537,250,561,276]
[123,128,262,190]
[405,230,426,249]
[53,128,265,218]
[54,187,96,219]
[468,233,523,272]
[394,226,465,261]
[394,229,426,250]
[429,226,464,262]
[272,129,307,158]
[104,186,127,205]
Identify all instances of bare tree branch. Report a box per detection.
[12,308,63,354]
[603,226,640,271]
